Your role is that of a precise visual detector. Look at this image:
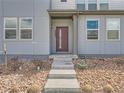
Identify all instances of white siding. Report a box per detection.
[52,0,76,9]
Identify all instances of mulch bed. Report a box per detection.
[74,57,124,93]
[0,58,52,93]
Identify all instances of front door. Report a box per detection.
[56,27,68,52]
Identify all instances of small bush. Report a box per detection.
[103,84,114,93]
[9,86,19,93]
[77,63,88,70]
[27,85,40,93]
[82,84,94,93]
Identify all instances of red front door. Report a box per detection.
[56,27,68,52]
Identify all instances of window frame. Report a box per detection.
[19,17,33,40]
[106,18,120,41]
[86,19,100,41]
[4,17,18,40]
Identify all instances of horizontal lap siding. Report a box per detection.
[0,0,3,54]
[0,0,50,55]
[78,15,124,55]
[52,0,76,9]
[109,0,124,10]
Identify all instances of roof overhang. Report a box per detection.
[48,9,124,16]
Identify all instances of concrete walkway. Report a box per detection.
[43,55,80,93]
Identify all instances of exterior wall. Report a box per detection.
[109,0,124,10]
[51,19,73,54]
[0,0,3,54]
[76,0,124,10]
[51,0,76,9]
[78,15,124,54]
[0,0,50,55]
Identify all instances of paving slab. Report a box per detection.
[44,79,80,93]
[52,64,74,69]
[49,70,76,79]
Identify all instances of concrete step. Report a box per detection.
[52,64,74,69]
[54,58,72,61]
[52,61,74,69]
[44,79,80,93]
[49,55,78,59]
[49,70,76,79]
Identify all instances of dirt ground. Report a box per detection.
[74,57,124,93]
[0,58,52,93]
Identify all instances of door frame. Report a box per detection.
[56,26,69,52]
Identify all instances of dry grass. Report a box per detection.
[74,57,124,93]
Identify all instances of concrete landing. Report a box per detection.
[44,79,80,93]
[49,70,76,79]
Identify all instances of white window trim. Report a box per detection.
[19,17,33,40]
[4,17,18,40]
[106,18,120,41]
[86,19,100,41]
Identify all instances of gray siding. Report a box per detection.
[0,0,50,55]
[0,0,3,54]
[78,15,124,55]
[76,0,124,10]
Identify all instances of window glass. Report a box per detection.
[87,20,99,40]
[21,29,32,39]
[87,30,98,39]
[61,0,67,2]
[88,4,97,10]
[107,19,120,40]
[5,30,16,39]
[108,30,119,39]
[87,20,98,29]
[100,3,108,10]
[20,18,32,28]
[77,4,85,10]
[4,18,17,39]
[100,0,108,3]
[88,0,96,3]
[107,19,120,30]
[5,18,17,28]
[20,18,33,40]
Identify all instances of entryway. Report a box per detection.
[51,19,73,54]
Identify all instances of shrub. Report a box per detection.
[82,83,94,93]
[103,84,114,93]
[27,85,40,93]
[9,86,19,93]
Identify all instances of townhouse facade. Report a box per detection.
[0,0,124,55]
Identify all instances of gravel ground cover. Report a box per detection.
[74,57,124,93]
[0,58,52,93]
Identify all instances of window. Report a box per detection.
[61,0,67,2]
[88,4,97,10]
[4,18,17,40]
[88,0,97,10]
[19,18,33,40]
[107,18,120,40]
[100,3,108,10]
[100,0,108,10]
[87,19,99,40]
[77,4,85,10]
